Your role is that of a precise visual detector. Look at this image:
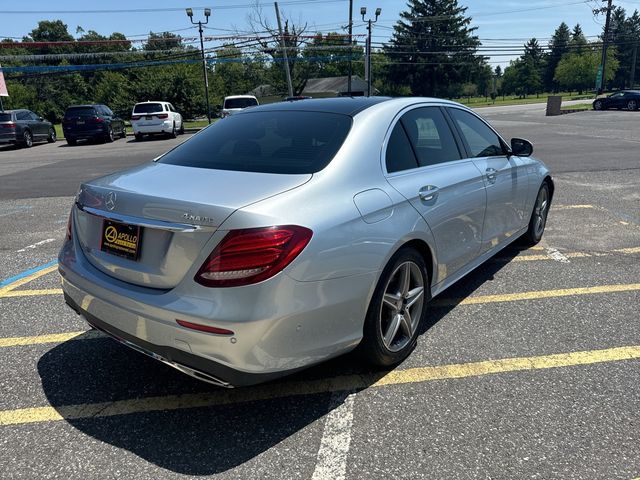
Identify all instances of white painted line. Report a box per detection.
[16,238,56,253]
[545,247,570,264]
[311,391,356,480]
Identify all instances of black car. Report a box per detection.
[0,109,56,148]
[593,90,640,111]
[62,104,126,145]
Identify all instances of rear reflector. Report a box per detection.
[195,225,312,287]
[176,319,234,335]
[157,114,169,119]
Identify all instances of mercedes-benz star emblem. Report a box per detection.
[105,191,117,211]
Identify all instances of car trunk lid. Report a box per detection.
[74,162,311,289]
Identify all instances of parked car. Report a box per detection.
[130,101,183,141]
[62,105,126,145]
[59,97,553,387]
[0,109,56,148]
[219,95,259,118]
[593,90,640,111]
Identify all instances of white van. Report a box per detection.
[220,95,259,118]
[130,101,183,140]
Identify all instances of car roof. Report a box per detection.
[134,101,168,104]
[244,96,393,116]
[66,105,102,108]
[224,95,257,100]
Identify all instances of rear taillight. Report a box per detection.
[156,114,169,119]
[89,117,104,123]
[1,122,16,129]
[130,115,141,121]
[195,225,312,287]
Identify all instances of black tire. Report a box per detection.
[169,122,177,139]
[22,130,33,148]
[593,100,605,111]
[120,126,127,138]
[66,137,77,146]
[135,133,144,142]
[179,123,185,135]
[105,126,115,143]
[47,127,57,143]
[360,247,429,367]
[522,182,551,246]
[627,99,638,111]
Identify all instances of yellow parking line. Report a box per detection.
[1,345,638,427]
[614,247,640,254]
[434,283,640,306]
[0,265,58,298]
[0,331,97,348]
[553,204,595,210]
[0,289,63,298]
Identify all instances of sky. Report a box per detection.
[1,0,640,67]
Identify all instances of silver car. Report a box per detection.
[59,97,553,387]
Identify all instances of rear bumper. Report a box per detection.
[132,121,173,134]
[64,127,107,140]
[0,133,17,143]
[58,231,372,386]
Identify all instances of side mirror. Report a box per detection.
[39,116,44,122]
[510,138,533,157]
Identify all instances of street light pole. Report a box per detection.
[186,7,212,124]
[361,7,381,97]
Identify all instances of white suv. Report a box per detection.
[220,95,259,118]
[130,101,183,140]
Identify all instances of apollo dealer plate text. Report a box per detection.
[101,219,142,261]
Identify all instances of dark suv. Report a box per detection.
[0,109,56,148]
[62,104,126,145]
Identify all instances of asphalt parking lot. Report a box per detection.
[0,106,639,479]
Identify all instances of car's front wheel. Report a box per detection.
[120,126,127,138]
[22,130,33,148]
[135,133,143,142]
[360,248,428,367]
[522,182,550,246]
[593,100,604,110]
[627,99,638,111]
[47,127,56,143]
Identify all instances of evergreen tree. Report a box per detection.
[544,22,571,91]
[570,24,588,53]
[608,7,640,89]
[383,0,485,97]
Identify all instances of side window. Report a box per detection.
[385,122,419,173]
[104,107,113,116]
[29,111,40,121]
[448,108,505,158]
[400,107,461,166]
[16,111,30,121]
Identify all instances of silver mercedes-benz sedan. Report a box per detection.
[59,97,553,387]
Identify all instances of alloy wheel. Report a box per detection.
[533,185,549,238]
[628,100,637,111]
[594,100,603,110]
[379,261,425,353]
[48,128,56,143]
[23,130,33,147]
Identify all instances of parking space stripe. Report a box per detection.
[0,261,58,290]
[0,288,63,298]
[434,283,640,306]
[1,345,639,427]
[0,331,94,348]
[552,205,594,210]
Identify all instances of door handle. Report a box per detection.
[419,185,439,201]
[486,167,497,183]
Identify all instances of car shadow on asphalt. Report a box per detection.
[37,245,524,474]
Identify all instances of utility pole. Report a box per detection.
[361,7,381,97]
[347,0,353,95]
[597,0,614,94]
[631,42,638,88]
[275,2,294,98]
[186,7,212,124]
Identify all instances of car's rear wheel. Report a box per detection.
[135,133,143,141]
[178,123,185,135]
[66,137,77,146]
[105,126,115,143]
[47,127,56,143]
[627,99,638,111]
[360,248,428,367]
[593,100,604,110]
[522,182,550,246]
[22,130,33,148]
[169,122,177,138]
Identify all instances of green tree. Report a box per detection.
[544,22,571,91]
[554,46,618,93]
[383,0,486,97]
[570,24,588,53]
[302,32,364,79]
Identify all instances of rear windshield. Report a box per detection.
[224,98,258,109]
[133,103,163,114]
[158,111,352,174]
[65,107,96,118]
[0,113,12,122]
